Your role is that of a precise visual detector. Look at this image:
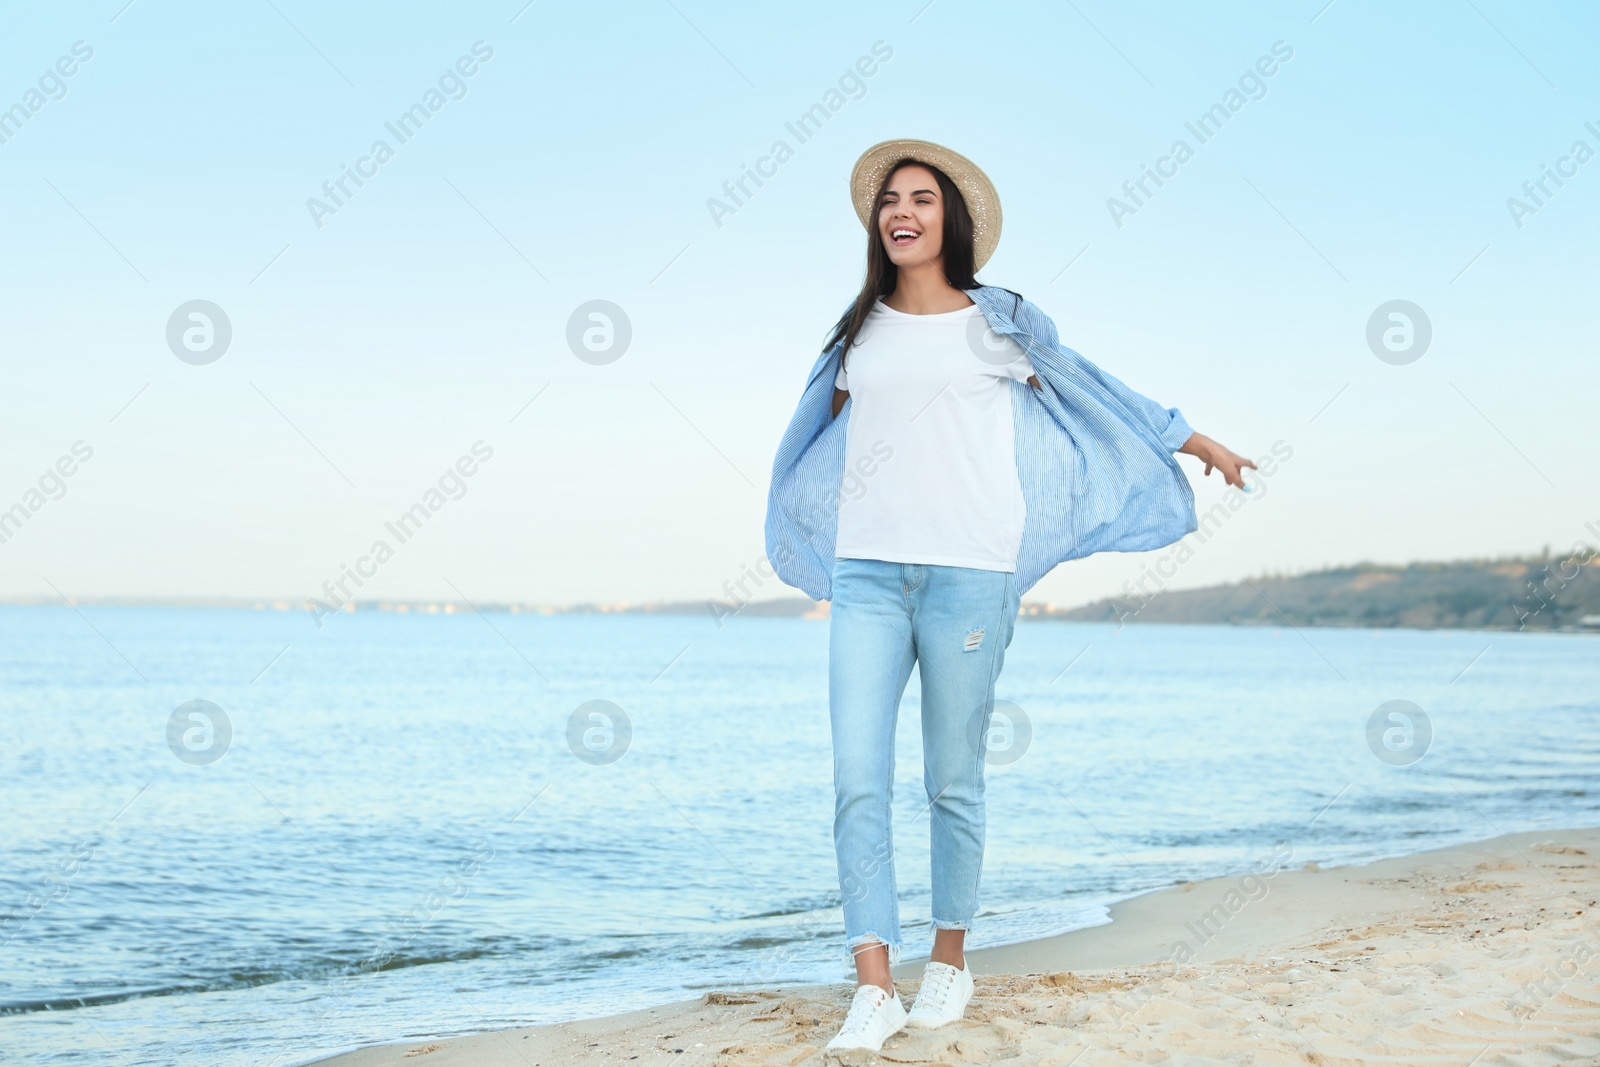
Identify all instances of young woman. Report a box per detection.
[763,139,1255,1053]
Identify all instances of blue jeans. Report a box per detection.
[827,557,1022,968]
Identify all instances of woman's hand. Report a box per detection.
[1178,433,1256,489]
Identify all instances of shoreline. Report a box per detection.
[301,825,1600,1066]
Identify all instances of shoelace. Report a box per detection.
[838,986,889,1035]
[916,966,959,1010]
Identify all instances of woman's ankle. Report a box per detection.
[853,940,894,992]
[929,930,966,969]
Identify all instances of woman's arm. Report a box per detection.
[1177,432,1257,489]
[1013,297,1253,481]
[1013,297,1192,449]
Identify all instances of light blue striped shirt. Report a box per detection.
[764,284,1197,600]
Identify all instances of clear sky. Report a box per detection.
[1,0,1595,610]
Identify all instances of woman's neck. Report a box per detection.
[882,261,975,315]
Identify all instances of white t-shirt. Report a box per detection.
[833,298,1036,572]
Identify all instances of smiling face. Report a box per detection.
[876,163,945,269]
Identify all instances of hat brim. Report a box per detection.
[849,139,1001,272]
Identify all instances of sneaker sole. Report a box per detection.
[826,1026,906,1052]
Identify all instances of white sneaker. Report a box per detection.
[825,983,907,1052]
[905,960,973,1029]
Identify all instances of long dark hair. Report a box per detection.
[825,159,979,356]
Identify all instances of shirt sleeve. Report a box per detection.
[834,362,847,390]
[1091,357,1194,451]
[1018,297,1193,452]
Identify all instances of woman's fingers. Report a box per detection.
[1197,447,1256,488]
[1200,448,1259,488]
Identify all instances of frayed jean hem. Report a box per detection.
[846,932,901,968]
[931,919,971,931]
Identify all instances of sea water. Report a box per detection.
[1,605,1596,1066]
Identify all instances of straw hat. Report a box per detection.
[848,138,1002,271]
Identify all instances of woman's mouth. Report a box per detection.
[889,227,921,247]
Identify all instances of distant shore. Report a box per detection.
[5,551,1597,631]
[301,825,1600,1067]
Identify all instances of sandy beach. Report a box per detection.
[302,826,1600,1067]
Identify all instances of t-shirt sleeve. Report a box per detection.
[1001,347,1036,382]
[989,338,1036,383]
[834,362,848,390]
